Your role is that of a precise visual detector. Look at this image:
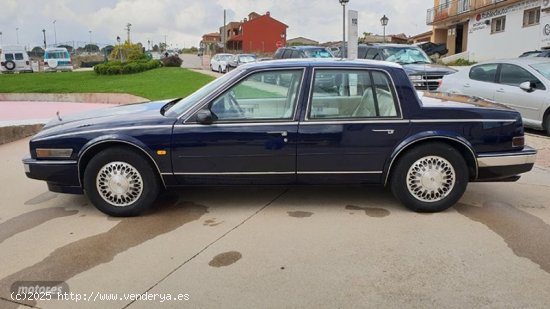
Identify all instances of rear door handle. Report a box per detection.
[267,131,288,137]
[496,88,505,93]
[372,129,395,135]
[463,83,470,88]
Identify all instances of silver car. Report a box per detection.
[438,58,550,135]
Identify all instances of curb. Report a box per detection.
[0,93,148,104]
[0,124,44,145]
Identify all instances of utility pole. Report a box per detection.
[125,23,132,43]
[16,27,19,44]
[223,9,226,53]
[164,35,167,51]
[0,31,3,46]
[42,29,46,49]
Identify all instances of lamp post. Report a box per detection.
[0,31,3,47]
[339,0,349,57]
[53,20,57,45]
[89,30,92,44]
[16,27,19,44]
[117,35,122,61]
[42,29,46,49]
[380,14,389,43]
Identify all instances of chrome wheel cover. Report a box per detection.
[96,161,143,207]
[406,156,456,203]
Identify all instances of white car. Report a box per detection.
[44,47,73,72]
[0,45,33,73]
[438,58,550,135]
[210,53,233,73]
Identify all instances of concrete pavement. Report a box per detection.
[0,135,550,308]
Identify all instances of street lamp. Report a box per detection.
[42,29,47,49]
[0,31,3,46]
[89,30,92,44]
[339,0,349,58]
[53,20,57,45]
[16,27,19,44]
[380,14,389,43]
[117,36,122,61]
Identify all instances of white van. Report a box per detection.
[0,45,33,73]
[44,47,73,72]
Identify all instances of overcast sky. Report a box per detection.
[0,0,433,49]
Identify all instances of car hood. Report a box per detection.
[402,63,457,75]
[33,99,178,140]
[418,91,511,110]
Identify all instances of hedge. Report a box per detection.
[94,59,161,75]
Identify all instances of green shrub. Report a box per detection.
[446,58,477,66]
[94,59,160,75]
[160,55,183,67]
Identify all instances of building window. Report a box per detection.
[491,16,506,34]
[523,7,540,27]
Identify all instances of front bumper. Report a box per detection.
[22,156,83,194]
[475,146,537,181]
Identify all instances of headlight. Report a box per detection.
[35,148,73,158]
[409,75,423,81]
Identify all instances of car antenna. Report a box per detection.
[56,111,62,121]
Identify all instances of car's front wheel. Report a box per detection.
[83,147,160,216]
[390,143,468,212]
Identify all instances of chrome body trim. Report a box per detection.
[477,153,537,168]
[24,159,77,165]
[410,119,515,123]
[33,125,174,141]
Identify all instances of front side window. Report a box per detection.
[523,7,540,27]
[209,70,303,121]
[491,16,506,34]
[309,69,399,119]
[469,64,498,82]
[499,64,545,90]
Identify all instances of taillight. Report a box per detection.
[512,136,525,148]
[0,62,4,66]
[26,61,30,65]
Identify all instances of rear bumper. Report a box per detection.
[475,147,537,181]
[22,156,83,194]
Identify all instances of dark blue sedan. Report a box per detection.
[23,59,537,216]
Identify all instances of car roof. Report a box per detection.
[283,46,329,50]
[475,57,550,65]
[238,58,402,70]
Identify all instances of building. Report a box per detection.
[287,37,319,46]
[426,0,550,61]
[408,30,433,43]
[202,32,221,45]
[220,11,288,53]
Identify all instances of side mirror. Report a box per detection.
[196,109,216,124]
[519,81,536,93]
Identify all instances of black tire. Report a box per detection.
[4,60,15,71]
[545,113,550,136]
[218,66,222,73]
[83,147,160,216]
[390,143,468,212]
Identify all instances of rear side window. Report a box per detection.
[469,64,498,82]
[290,50,301,58]
[4,54,14,61]
[15,53,24,60]
[499,63,545,90]
[365,48,381,60]
[273,49,284,59]
[282,49,293,59]
[309,69,399,119]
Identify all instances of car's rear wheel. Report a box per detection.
[545,113,550,136]
[390,143,468,212]
[218,66,223,73]
[83,147,160,216]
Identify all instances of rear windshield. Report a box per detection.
[239,55,256,63]
[4,54,14,60]
[15,53,24,60]
[45,51,70,59]
[303,49,333,58]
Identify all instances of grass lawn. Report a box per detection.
[0,68,215,100]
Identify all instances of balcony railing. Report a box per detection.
[426,0,512,25]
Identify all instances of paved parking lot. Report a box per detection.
[1,135,550,308]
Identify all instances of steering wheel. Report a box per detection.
[228,91,246,118]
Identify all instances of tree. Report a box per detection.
[57,44,73,53]
[110,41,144,62]
[29,46,45,57]
[84,44,100,53]
[152,44,159,52]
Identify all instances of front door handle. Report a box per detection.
[463,83,470,88]
[496,88,505,93]
[372,129,395,135]
[267,131,288,137]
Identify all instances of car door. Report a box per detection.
[463,63,499,100]
[14,53,27,70]
[494,63,547,125]
[170,68,305,185]
[297,68,410,184]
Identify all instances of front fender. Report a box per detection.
[382,130,477,185]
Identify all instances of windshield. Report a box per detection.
[165,69,243,117]
[530,62,550,80]
[239,55,256,63]
[382,47,431,64]
[304,49,333,58]
[220,55,233,61]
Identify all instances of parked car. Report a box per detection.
[438,58,550,135]
[44,47,73,72]
[227,53,257,71]
[210,53,233,73]
[23,59,536,216]
[414,42,448,58]
[273,46,333,59]
[0,45,33,73]
[358,44,456,90]
[519,50,550,58]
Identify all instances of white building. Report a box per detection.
[426,0,550,62]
